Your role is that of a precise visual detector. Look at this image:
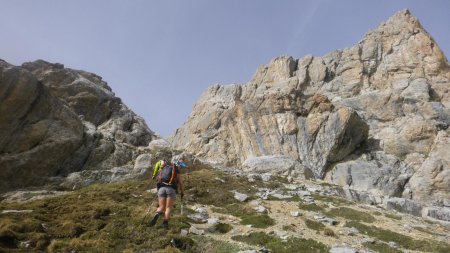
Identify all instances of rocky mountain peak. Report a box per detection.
[171,10,450,210]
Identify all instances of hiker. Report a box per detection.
[149,161,185,228]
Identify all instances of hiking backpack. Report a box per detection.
[157,164,178,185]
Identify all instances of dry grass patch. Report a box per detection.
[232,232,328,253]
[326,207,375,223]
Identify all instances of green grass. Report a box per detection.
[384,213,402,220]
[0,180,195,252]
[304,219,325,231]
[0,168,253,252]
[232,232,328,253]
[212,223,233,234]
[282,224,296,232]
[212,203,274,229]
[298,202,325,212]
[323,228,336,237]
[240,214,274,228]
[363,242,403,253]
[191,236,242,253]
[326,207,375,223]
[184,169,256,207]
[346,221,450,252]
[414,226,440,236]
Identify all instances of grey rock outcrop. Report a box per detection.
[171,58,368,179]
[0,60,159,191]
[171,10,450,208]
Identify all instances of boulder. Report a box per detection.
[134,154,152,172]
[383,197,422,216]
[234,191,249,202]
[189,226,205,235]
[422,207,450,222]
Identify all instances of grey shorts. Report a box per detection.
[157,186,177,199]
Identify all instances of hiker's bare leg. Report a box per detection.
[164,197,175,220]
[157,197,166,213]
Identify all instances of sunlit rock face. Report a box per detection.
[0,59,159,191]
[171,10,450,206]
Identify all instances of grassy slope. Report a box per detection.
[1,168,449,253]
[0,168,278,252]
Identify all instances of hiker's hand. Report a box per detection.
[151,175,155,180]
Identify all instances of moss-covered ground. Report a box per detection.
[1,166,449,253]
[0,168,258,252]
[345,221,450,253]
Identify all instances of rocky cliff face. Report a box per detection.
[171,10,450,208]
[0,60,158,192]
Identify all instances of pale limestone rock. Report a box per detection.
[234,191,249,202]
[189,226,205,235]
[171,10,450,209]
[383,197,422,216]
[134,154,152,172]
[242,155,301,173]
[407,130,450,205]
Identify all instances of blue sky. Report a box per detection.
[1,0,449,137]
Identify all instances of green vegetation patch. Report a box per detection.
[363,242,403,253]
[212,223,233,234]
[192,236,242,253]
[326,207,375,223]
[213,203,274,229]
[184,169,256,207]
[372,211,382,216]
[0,179,191,252]
[323,228,336,237]
[232,232,328,253]
[298,202,325,212]
[281,224,296,232]
[304,219,325,231]
[346,221,450,253]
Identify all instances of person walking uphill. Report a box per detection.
[149,160,185,228]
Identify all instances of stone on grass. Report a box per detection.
[207,218,220,225]
[254,205,268,214]
[180,229,188,237]
[189,226,205,235]
[234,191,249,202]
[187,207,209,223]
[330,246,358,253]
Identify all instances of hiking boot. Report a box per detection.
[162,220,169,229]
[149,213,160,227]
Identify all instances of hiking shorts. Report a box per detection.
[157,186,177,199]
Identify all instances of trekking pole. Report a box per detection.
[140,190,158,226]
[179,193,184,225]
[140,203,153,225]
